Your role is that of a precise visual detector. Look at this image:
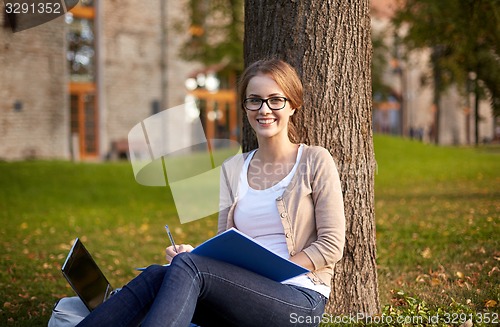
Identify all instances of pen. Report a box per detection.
[165,225,179,253]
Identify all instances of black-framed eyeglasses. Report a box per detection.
[243,97,288,111]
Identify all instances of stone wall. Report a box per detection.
[0,14,68,160]
[100,0,198,157]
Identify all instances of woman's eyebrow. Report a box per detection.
[247,93,284,98]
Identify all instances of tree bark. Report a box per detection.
[243,0,379,315]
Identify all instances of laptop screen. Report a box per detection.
[61,238,113,311]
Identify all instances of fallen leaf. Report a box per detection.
[488,267,499,276]
[139,223,149,233]
[485,299,497,308]
[456,271,464,279]
[416,274,428,283]
[421,247,432,259]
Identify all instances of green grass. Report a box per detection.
[0,161,218,325]
[0,135,498,326]
[374,136,499,313]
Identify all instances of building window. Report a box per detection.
[66,15,95,82]
[66,1,98,159]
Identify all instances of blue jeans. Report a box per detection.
[76,253,327,327]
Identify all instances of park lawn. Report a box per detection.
[0,161,219,326]
[373,136,499,315]
[0,135,498,326]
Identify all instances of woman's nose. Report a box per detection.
[259,101,272,114]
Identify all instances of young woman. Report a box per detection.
[76,59,345,327]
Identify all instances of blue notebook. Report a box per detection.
[191,228,309,282]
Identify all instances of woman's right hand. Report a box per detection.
[165,244,194,263]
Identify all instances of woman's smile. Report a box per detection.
[256,117,278,126]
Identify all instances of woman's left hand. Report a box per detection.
[289,251,315,271]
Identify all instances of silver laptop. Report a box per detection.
[61,238,114,311]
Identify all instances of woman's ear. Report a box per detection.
[290,108,296,116]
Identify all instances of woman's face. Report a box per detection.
[245,73,295,141]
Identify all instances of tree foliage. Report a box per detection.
[176,0,244,72]
[371,31,393,102]
[392,0,500,117]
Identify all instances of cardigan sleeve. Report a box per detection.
[216,153,246,234]
[217,163,232,234]
[302,147,346,269]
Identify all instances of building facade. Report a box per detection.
[1,6,68,159]
[371,0,494,145]
[1,0,198,160]
[2,0,495,161]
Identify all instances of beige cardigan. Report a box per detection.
[217,144,345,287]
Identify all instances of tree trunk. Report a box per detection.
[243,0,379,315]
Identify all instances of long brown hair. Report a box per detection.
[238,59,303,143]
